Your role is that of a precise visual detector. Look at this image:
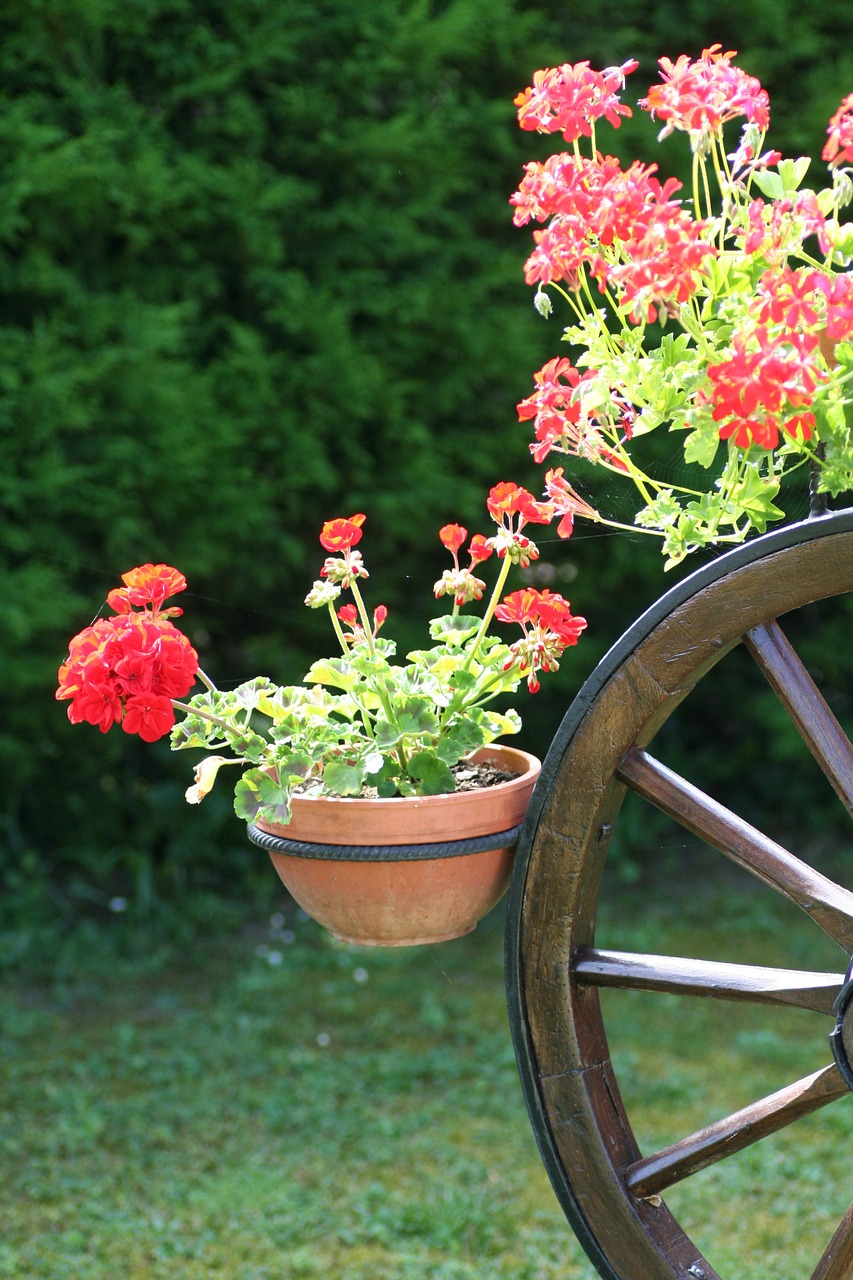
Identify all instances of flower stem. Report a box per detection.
[171,700,236,735]
[328,603,351,656]
[347,579,401,762]
[349,579,377,659]
[594,515,665,537]
[462,551,513,673]
[809,442,829,516]
[691,149,703,221]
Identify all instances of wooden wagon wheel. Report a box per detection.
[506,509,853,1280]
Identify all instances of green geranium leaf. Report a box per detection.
[322,761,364,796]
[171,725,214,751]
[446,667,478,691]
[777,156,811,193]
[362,750,385,777]
[477,709,522,739]
[228,729,270,763]
[304,657,356,691]
[270,752,313,781]
[234,769,292,825]
[347,651,393,680]
[830,223,853,262]
[258,685,329,721]
[345,635,397,659]
[436,720,486,764]
[635,489,683,532]
[729,468,784,531]
[406,648,466,678]
[234,777,263,823]
[683,410,722,468]
[374,720,404,749]
[429,615,481,646]
[375,698,440,747]
[171,692,238,748]
[751,170,784,200]
[407,750,456,795]
[397,698,440,736]
[232,677,276,711]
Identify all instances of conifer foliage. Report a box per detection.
[2,0,852,921]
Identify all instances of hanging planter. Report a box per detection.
[247,744,541,947]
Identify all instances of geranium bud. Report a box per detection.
[305,580,341,608]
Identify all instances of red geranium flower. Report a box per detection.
[495,588,587,693]
[107,564,187,615]
[121,693,176,743]
[69,680,124,734]
[467,534,493,565]
[57,568,199,742]
[486,482,553,525]
[439,524,467,554]
[148,627,199,699]
[337,602,387,642]
[319,514,366,552]
[707,329,825,450]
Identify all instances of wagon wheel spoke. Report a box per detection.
[745,620,853,821]
[625,1063,848,1199]
[617,747,853,952]
[574,948,844,1014]
[812,1199,853,1280]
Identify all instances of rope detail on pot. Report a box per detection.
[247,823,525,861]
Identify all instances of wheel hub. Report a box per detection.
[830,959,853,1092]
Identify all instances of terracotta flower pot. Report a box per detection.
[248,744,541,947]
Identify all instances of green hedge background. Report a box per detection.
[3,0,853,935]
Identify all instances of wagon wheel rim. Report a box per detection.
[506,509,853,1280]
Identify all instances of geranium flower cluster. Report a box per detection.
[516,356,632,471]
[706,330,824,450]
[511,47,853,564]
[495,588,588,693]
[639,44,770,138]
[433,522,491,607]
[309,483,586,693]
[513,152,715,322]
[60,485,586,824]
[57,565,199,742]
[484,480,555,566]
[513,59,638,142]
[430,483,588,692]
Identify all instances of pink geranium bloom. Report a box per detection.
[640,45,770,137]
[823,93,853,167]
[514,60,638,143]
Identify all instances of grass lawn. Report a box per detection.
[3,851,852,1280]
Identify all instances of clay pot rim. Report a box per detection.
[257,743,542,845]
[289,743,540,812]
